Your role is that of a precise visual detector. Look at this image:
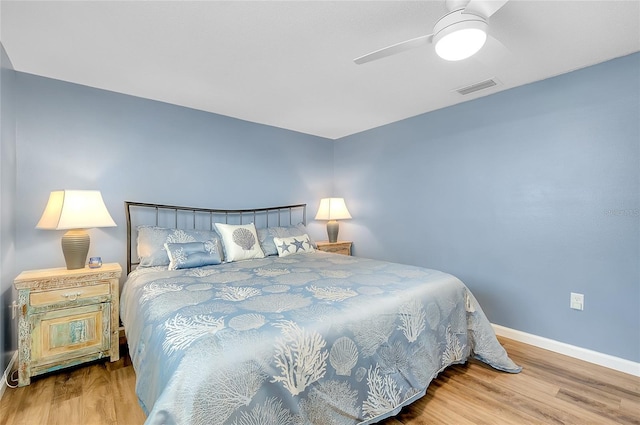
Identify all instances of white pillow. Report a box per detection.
[273,234,315,258]
[214,222,265,262]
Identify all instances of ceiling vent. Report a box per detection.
[455,78,499,95]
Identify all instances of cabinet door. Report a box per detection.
[30,303,110,369]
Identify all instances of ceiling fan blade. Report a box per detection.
[354,34,433,65]
[463,0,509,19]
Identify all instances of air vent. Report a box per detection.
[455,78,499,95]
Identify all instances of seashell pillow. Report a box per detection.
[273,234,315,258]
[214,222,265,262]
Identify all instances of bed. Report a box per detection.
[120,201,521,425]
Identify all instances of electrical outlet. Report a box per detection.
[570,292,584,311]
[10,301,19,320]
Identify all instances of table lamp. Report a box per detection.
[315,198,352,243]
[36,190,116,270]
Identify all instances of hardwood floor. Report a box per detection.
[1,337,638,425]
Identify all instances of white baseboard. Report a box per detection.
[492,324,640,377]
[0,351,18,401]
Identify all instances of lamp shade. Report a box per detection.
[36,190,116,230]
[314,198,352,221]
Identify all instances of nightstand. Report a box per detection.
[13,263,122,386]
[316,241,352,256]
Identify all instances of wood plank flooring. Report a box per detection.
[1,337,638,425]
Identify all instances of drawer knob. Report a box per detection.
[62,292,82,301]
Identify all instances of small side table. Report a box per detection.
[13,263,122,386]
[316,241,352,256]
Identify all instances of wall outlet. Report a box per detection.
[570,292,584,311]
[10,300,19,320]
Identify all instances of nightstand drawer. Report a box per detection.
[322,246,351,255]
[30,282,110,306]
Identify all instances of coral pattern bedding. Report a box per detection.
[120,251,520,425]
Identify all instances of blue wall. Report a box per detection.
[14,73,334,278]
[0,43,17,370]
[335,53,639,363]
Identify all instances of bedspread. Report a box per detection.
[120,252,520,425]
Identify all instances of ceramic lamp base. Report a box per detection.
[61,229,90,270]
[327,220,339,243]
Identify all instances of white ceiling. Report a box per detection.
[1,1,639,140]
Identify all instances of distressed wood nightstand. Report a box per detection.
[13,263,122,386]
[316,241,352,256]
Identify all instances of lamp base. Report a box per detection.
[326,220,339,243]
[61,229,90,270]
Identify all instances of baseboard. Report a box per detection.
[492,324,640,377]
[0,351,18,401]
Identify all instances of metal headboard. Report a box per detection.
[125,201,307,274]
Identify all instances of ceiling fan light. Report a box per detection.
[435,27,487,61]
[433,11,488,61]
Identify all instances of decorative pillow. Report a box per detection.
[214,222,265,262]
[165,240,222,270]
[257,223,317,256]
[137,226,223,267]
[273,234,315,258]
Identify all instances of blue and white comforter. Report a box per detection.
[120,252,520,425]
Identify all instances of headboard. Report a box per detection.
[125,201,307,274]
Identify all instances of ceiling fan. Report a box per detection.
[354,0,510,64]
